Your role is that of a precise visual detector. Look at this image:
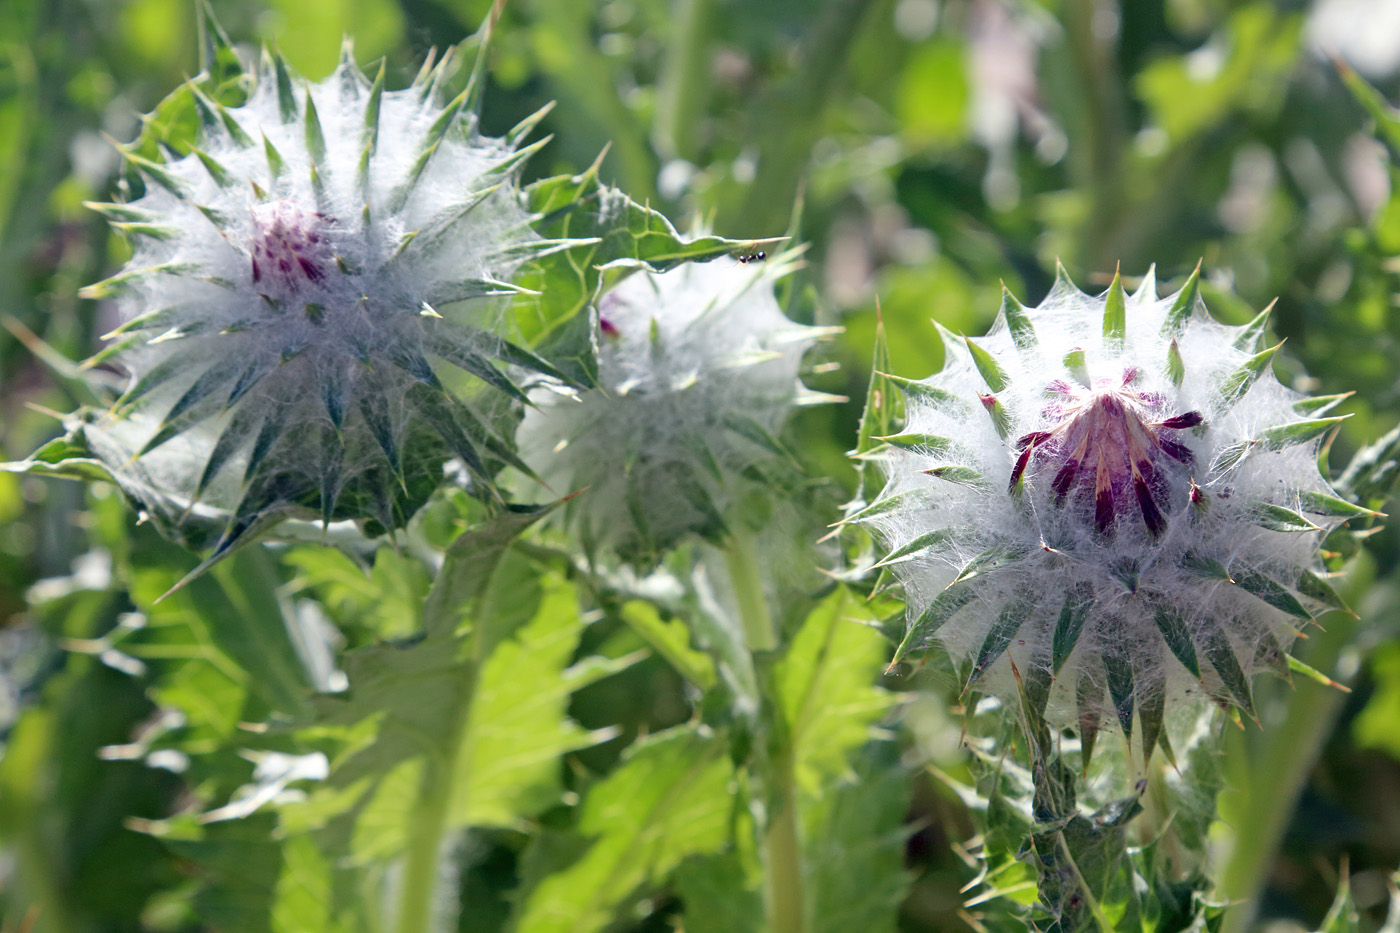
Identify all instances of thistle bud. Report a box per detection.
[858,266,1366,762]
[76,35,566,563]
[516,252,835,563]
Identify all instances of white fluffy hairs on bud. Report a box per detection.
[81,36,556,552]
[861,265,1358,757]
[516,252,832,563]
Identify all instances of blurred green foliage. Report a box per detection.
[4,0,1400,930]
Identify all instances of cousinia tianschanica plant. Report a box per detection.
[856,265,1371,765]
[64,11,576,574]
[516,249,837,565]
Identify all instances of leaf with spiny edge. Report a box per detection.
[967,598,1033,687]
[1102,268,1126,349]
[1000,285,1036,351]
[1231,569,1313,621]
[1153,604,1201,679]
[1161,261,1202,338]
[1216,342,1282,409]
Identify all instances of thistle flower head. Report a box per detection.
[77,33,567,561]
[859,266,1366,761]
[516,252,835,563]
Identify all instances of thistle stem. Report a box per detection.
[1216,604,1361,933]
[726,530,805,933]
[396,666,477,933]
[726,530,776,651]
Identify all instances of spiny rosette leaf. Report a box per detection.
[859,266,1363,756]
[72,28,566,560]
[514,249,838,565]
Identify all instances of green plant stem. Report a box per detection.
[727,530,805,933]
[1215,599,1365,933]
[726,530,776,651]
[764,743,806,933]
[654,0,713,162]
[396,665,478,933]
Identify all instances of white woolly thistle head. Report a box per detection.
[75,20,572,564]
[856,265,1370,764]
[515,251,837,564]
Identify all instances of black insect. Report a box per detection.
[736,250,766,264]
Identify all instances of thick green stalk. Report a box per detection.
[654,0,713,162]
[1215,563,1369,933]
[396,665,478,933]
[726,531,776,652]
[764,743,806,933]
[726,531,805,933]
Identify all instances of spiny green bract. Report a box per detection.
[73,21,576,573]
[853,265,1369,766]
